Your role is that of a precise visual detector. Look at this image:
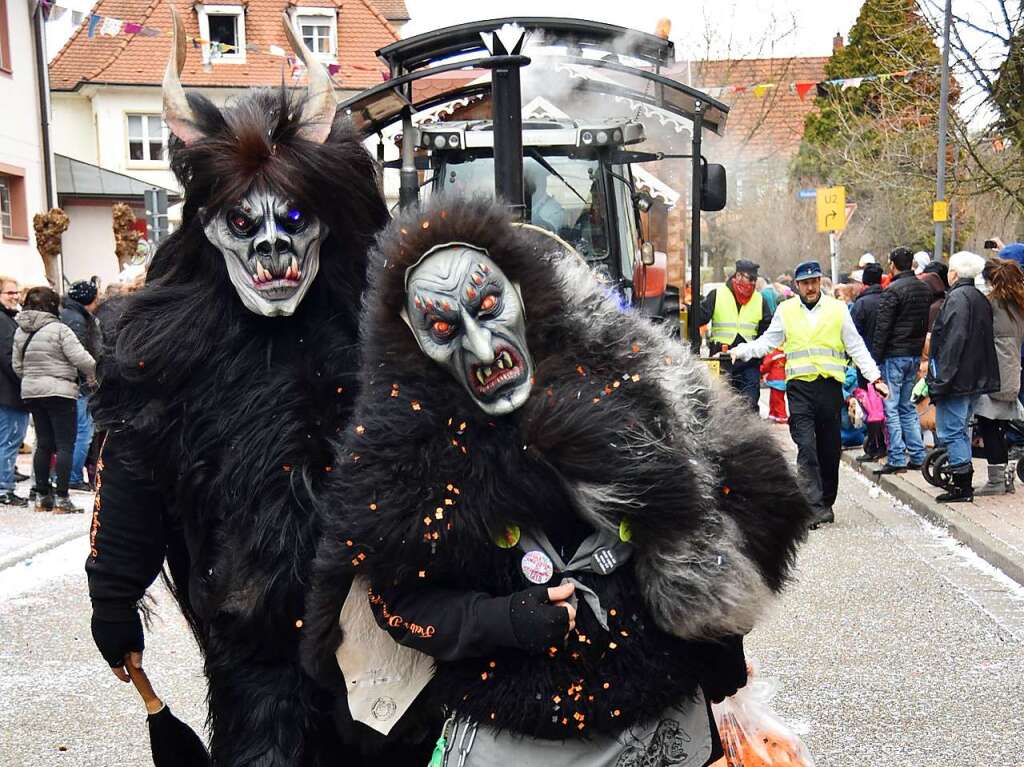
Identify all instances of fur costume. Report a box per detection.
[84,16,413,766]
[303,198,813,743]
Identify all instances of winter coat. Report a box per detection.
[974,298,1024,421]
[872,270,933,361]
[0,307,26,410]
[60,298,100,357]
[919,272,946,332]
[11,310,96,400]
[850,284,882,350]
[759,347,787,390]
[926,279,999,400]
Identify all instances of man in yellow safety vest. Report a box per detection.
[699,259,772,408]
[730,261,889,529]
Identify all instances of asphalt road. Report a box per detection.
[1,458,1022,766]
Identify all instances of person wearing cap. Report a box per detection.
[60,279,101,491]
[997,243,1024,412]
[926,252,1000,502]
[699,259,772,408]
[730,261,889,528]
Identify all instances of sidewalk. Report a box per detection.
[840,450,1024,587]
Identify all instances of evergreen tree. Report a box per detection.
[794,0,947,251]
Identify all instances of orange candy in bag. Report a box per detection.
[709,664,814,767]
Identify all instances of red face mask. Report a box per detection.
[731,277,756,305]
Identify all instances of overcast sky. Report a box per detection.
[403,0,866,60]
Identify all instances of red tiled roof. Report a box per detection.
[670,56,829,162]
[49,0,398,91]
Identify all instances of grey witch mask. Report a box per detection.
[202,190,324,317]
[404,244,533,415]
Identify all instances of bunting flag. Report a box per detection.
[794,82,816,101]
[86,13,100,38]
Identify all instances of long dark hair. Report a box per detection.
[984,257,1024,312]
[91,86,389,435]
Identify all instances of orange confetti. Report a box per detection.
[418,570,427,578]
[423,517,432,526]
[488,661,496,668]
[411,401,422,411]
[324,465,333,473]
[355,425,365,435]
[336,386,344,394]
[480,672,489,680]
[576,365,586,376]
[612,709,621,717]
[608,642,618,650]
[723,486,731,495]
[602,682,610,689]
[282,464,292,472]
[631,344,640,353]
[369,503,378,511]
[138,360,145,368]
[631,374,641,382]
[345,539,353,547]
[421,220,430,229]
[295,619,303,628]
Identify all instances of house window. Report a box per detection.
[292,9,337,59]
[0,166,28,239]
[0,0,12,74]
[0,178,12,236]
[127,114,168,162]
[196,5,246,63]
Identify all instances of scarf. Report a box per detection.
[731,279,755,305]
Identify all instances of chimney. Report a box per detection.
[833,32,844,53]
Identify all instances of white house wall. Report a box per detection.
[60,201,123,286]
[0,0,49,285]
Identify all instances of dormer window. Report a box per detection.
[290,8,337,60]
[196,4,246,64]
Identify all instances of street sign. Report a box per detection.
[933,200,949,223]
[797,188,817,200]
[144,188,169,244]
[816,186,846,232]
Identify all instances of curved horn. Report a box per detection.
[162,6,203,144]
[282,12,338,143]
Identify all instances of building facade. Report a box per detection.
[48,0,401,285]
[1,0,52,285]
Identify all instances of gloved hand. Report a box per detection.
[91,611,144,683]
[693,635,748,703]
[508,583,576,653]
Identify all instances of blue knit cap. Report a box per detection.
[998,242,1024,269]
[68,279,97,305]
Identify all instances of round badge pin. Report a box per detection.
[520,550,554,584]
[495,524,521,549]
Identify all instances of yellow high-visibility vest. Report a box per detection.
[780,296,848,383]
[709,285,763,345]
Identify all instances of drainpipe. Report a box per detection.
[32,0,61,288]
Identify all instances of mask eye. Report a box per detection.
[480,294,498,313]
[280,207,307,234]
[431,319,456,339]
[227,208,257,237]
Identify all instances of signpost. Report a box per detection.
[816,186,847,284]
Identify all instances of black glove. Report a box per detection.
[693,635,747,703]
[508,585,571,653]
[91,612,144,668]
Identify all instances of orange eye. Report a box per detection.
[480,295,497,312]
[432,320,451,334]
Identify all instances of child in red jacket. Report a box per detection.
[760,347,788,423]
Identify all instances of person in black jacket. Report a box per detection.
[872,247,933,474]
[926,251,1000,502]
[61,280,101,491]
[849,263,886,461]
[0,275,30,507]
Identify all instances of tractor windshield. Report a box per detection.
[437,154,610,264]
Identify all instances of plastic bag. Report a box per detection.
[709,664,814,767]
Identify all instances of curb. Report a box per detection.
[840,452,1024,588]
[0,529,87,572]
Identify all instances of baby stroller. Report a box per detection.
[922,416,1024,490]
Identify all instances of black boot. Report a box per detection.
[936,470,974,503]
[809,506,835,529]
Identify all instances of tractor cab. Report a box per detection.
[421,118,647,292]
[339,17,730,348]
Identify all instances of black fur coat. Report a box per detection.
[304,199,812,740]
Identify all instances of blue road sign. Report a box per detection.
[797,188,817,200]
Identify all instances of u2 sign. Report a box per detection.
[816,186,846,233]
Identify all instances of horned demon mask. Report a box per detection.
[404,244,534,415]
[161,9,336,317]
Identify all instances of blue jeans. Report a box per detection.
[0,405,30,491]
[881,356,926,467]
[934,394,977,469]
[71,394,94,483]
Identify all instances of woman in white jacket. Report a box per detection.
[12,287,96,513]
